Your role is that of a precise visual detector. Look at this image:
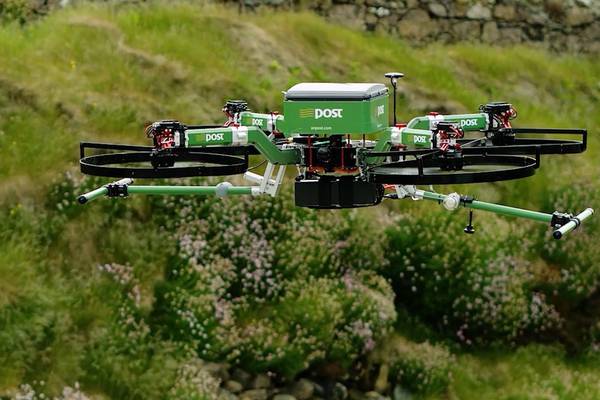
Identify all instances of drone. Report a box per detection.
[78,72,593,239]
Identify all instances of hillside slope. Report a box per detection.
[1,2,600,399]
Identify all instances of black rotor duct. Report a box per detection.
[79,142,250,179]
[368,154,538,185]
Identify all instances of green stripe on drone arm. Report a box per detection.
[184,126,300,165]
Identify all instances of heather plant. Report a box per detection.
[13,382,92,400]
[167,358,223,400]
[372,334,453,395]
[83,263,185,399]
[153,191,396,378]
[237,273,396,376]
[384,209,561,345]
[390,340,452,395]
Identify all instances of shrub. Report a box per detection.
[0,0,31,24]
[384,209,561,345]
[14,382,93,400]
[372,334,453,395]
[83,263,183,400]
[236,273,396,377]
[153,191,396,378]
[167,358,223,400]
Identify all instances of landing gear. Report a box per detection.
[464,210,475,235]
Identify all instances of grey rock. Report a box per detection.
[251,373,271,389]
[225,380,244,394]
[392,385,413,400]
[365,391,387,400]
[374,363,389,394]
[526,11,550,25]
[365,13,379,25]
[204,362,230,382]
[566,7,596,26]
[239,389,268,400]
[219,389,239,400]
[397,9,435,41]
[466,3,492,20]
[273,395,296,400]
[481,21,500,42]
[289,379,314,400]
[328,4,363,30]
[493,4,517,21]
[582,20,600,43]
[499,27,523,44]
[332,383,348,400]
[451,1,471,18]
[428,3,447,17]
[312,382,325,397]
[453,20,481,41]
[232,368,252,389]
[375,7,390,18]
[348,389,366,400]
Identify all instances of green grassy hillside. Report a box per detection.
[1,2,600,399]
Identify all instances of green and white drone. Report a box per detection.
[78,73,593,239]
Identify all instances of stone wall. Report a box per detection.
[223,0,600,52]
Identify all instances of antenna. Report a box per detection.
[385,72,404,126]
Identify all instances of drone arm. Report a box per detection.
[405,113,488,131]
[78,178,262,204]
[419,190,552,222]
[370,112,489,159]
[406,189,593,239]
[238,111,284,134]
[372,127,432,153]
[183,126,299,165]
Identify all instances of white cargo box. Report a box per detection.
[284,83,388,100]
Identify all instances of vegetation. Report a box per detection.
[1,1,599,399]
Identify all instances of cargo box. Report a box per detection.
[282,83,389,136]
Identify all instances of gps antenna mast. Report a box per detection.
[385,72,404,126]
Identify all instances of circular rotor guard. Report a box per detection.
[368,154,538,185]
[80,143,250,178]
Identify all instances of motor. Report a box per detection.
[481,102,518,145]
[223,100,249,126]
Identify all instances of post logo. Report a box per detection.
[460,119,478,128]
[300,108,343,119]
[205,133,225,141]
[252,118,264,126]
[413,135,428,144]
[377,105,385,117]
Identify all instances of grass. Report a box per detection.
[0,1,599,398]
[451,346,600,400]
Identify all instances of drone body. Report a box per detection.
[78,73,593,239]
